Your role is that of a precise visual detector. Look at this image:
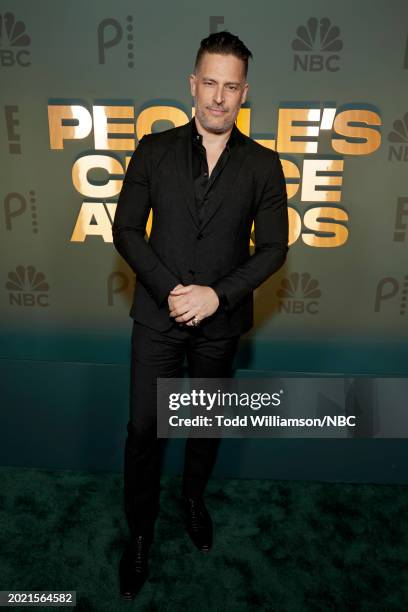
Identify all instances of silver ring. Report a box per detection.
[191,316,200,327]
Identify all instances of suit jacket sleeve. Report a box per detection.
[112,134,181,308]
[211,151,289,312]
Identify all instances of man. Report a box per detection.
[112,30,289,600]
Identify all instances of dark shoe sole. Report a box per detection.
[188,539,212,553]
[119,575,147,600]
[120,592,137,601]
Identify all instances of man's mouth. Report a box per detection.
[208,108,226,115]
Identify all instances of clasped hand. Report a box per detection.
[168,284,219,326]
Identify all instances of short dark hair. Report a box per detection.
[194,30,253,78]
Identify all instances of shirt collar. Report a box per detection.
[190,116,239,150]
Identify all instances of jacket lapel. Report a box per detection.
[175,124,200,229]
[199,143,248,231]
[174,120,249,232]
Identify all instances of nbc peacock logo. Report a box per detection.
[387,113,408,162]
[291,17,343,72]
[0,12,31,68]
[276,272,321,314]
[5,265,49,307]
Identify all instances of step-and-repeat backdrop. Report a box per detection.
[1,1,407,475]
[1,1,407,363]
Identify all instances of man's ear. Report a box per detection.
[241,82,249,105]
[189,73,196,97]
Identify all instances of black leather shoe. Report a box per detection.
[119,534,151,600]
[181,495,213,552]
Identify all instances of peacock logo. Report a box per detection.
[387,113,408,162]
[276,272,321,314]
[292,17,343,72]
[6,265,49,306]
[388,113,408,143]
[0,12,31,67]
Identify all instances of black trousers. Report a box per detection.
[124,320,240,538]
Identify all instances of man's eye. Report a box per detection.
[228,86,237,91]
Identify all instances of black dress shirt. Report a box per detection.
[190,117,239,311]
[191,116,238,225]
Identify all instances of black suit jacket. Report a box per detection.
[112,118,289,339]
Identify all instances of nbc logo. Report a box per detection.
[5,265,49,307]
[0,12,31,67]
[387,113,408,162]
[292,17,342,72]
[277,272,321,314]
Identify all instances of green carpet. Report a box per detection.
[0,467,407,611]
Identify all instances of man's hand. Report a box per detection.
[168,284,219,326]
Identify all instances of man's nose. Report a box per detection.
[213,86,224,104]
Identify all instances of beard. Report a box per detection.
[195,103,235,134]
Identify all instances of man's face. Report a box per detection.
[189,52,249,135]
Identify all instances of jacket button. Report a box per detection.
[197,233,203,240]
[188,269,195,274]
